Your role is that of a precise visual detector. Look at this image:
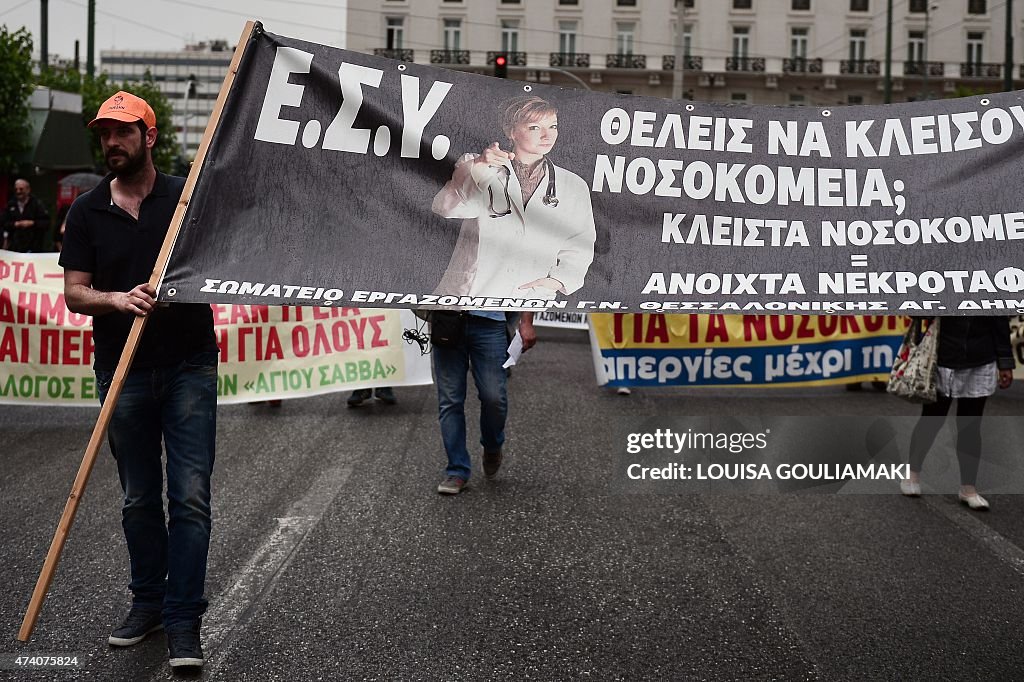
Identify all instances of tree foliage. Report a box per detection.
[39,67,180,172]
[0,26,35,173]
[951,84,999,99]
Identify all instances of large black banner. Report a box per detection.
[159,27,1024,316]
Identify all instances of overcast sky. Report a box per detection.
[1,0,348,59]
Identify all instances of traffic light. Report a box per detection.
[494,53,508,78]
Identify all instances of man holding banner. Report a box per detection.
[435,312,536,494]
[58,91,218,670]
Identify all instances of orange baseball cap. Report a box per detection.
[88,90,157,129]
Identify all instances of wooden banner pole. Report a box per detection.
[18,20,260,643]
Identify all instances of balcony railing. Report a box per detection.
[430,50,471,65]
[606,53,647,69]
[840,59,880,75]
[661,55,704,71]
[373,48,415,62]
[395,52,1024,82]
[550,52,591,67]
[960,62,1001,78]
[903,60,944,76]
[487,51,527,66]
[725,56,766,72]
[782,57,823,74]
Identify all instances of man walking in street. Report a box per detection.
[59,91,219,670]
[435,311,536,494]
[3,178,50,252]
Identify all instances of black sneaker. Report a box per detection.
[374,387,397,405]
[483,450,503,478]
[347,388,372,407]
[108,606,163,646]
[166,622,204,669]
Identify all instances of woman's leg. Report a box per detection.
[954,396,987,490]
[907,395,953,481]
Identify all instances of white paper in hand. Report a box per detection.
[502,331,524,369]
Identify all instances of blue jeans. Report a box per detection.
[96,350,218,629]
[432,316,508,481]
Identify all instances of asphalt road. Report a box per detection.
[2,327,1023,681]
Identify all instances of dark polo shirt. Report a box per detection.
[59,171,217,371]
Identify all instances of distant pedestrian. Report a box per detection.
[4,178,50,252]
[900,316,1015,510]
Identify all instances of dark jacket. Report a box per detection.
[3,195,50,252]
[925,316,1015,371]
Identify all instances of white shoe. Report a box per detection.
[899,479,921,497]
[616,387,631,395]
[958,492,989,510]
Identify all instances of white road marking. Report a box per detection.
[923,495,1024,577]
[147,460,352,680]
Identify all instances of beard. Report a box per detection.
[105,145,147,178]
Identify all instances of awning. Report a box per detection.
[23,107,94,172]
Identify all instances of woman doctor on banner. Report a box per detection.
[431,95,597,300]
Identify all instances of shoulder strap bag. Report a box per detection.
[886,317,940,404]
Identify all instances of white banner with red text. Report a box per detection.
[0,251,432,406]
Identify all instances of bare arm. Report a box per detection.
[519,312,537,351]
[998,369,1013,390]
[64,269,155,317]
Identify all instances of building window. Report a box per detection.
[968,0,986,14]
[731,92,750,102]
[733,0,752,8]
[966,31,984,64]
[789,94,806,105]
[385,17,404,49]
[849,28,867,61]
[682,23,693,56]
[616,22,636,55]
[791,27,808,58]
[681,0,695,7]
[792,0,810,9]
[557,0,578,4]
[617,0,638,6]
[908,30,925,62]
[500,0,521,4]
[732,26,750,58]
[909,0,926,11]
[501,20,519,53]
[559,21,578,54]
[850,0,868,11]
[443,18,462,50]
[847,94,864,104]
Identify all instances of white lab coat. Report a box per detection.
[431,153,596,300]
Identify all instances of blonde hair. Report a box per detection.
[500,95,558,143]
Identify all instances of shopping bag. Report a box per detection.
[887,318,940,404]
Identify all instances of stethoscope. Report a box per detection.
[488,156,559,218]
